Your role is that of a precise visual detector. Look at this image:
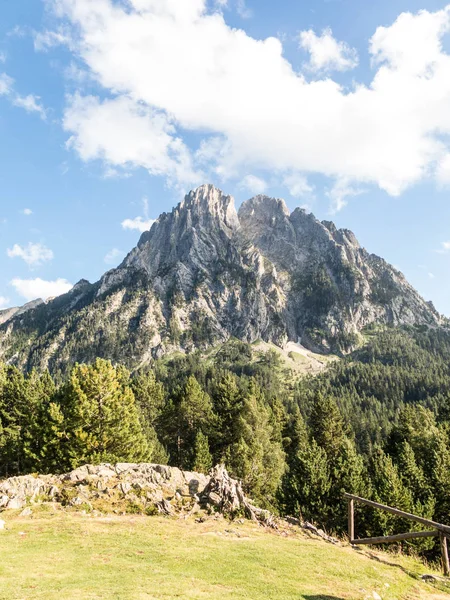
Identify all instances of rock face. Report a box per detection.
[0,184,442,373]
[0,463,210,514]
[0,463,271,521]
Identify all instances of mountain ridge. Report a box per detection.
[0,184,443,375]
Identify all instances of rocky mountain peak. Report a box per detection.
[0,183,444,374]
[179,184,239,233]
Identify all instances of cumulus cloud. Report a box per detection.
[10,278,73,301]
[299,27,358,72]
[0,296,10,309]
[121,216,155,233]
[64,94,201,185]
[7,242,54,267]
[239,174,267,194]
[41,1,450,209]
[104,247,125,265]
[121,196,156,233]
[21,208,33,216]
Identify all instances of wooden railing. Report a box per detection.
[344,493,450,576]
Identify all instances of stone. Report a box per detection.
[0,519,5,530]
[64,466,89,483]
[7,497,25,510]
[118,482,132,495]
[19,507,32,517]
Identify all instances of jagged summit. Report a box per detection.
[0,184,443,374]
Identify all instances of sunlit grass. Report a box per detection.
[0,508,448,600]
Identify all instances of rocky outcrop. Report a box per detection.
[0,463,209,514]
[0,463,341,540]
[0,463,273,526]
[0,184,443,373]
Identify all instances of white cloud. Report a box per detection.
[13,94,47,120]
[428,272,436,279]
[239,174,267,194]
[236,0,252,19]
[10,278,73,302]
[21,208,33,216]
[0,296,10,309]
[63,94,202,186]
[0,72,46,119]
[299,27,358,72]
[326,178,364,213]
[7,242,54,267]
[283,173,314,198]
[104,247,125,265]
[0,52,6,64]
[121,216,155,233]
[0,73,13,96]
[34,29,71,51]
[43,1,450,207]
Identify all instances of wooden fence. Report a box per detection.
[344,493,450,577]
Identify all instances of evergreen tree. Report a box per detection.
[161,375,215,469]
[60,359,151,467]
[368,447,415,536]
[225,382,285,507]
[279,410,330,522]
[310,392,346,458]
[132,370,168,464]
[210,373,242,459]
[192,431,212,473]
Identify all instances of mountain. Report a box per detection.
[0,299,44,326]
[0,184,442,375]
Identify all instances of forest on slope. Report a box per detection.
[1,324,450,562]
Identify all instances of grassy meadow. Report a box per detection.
[0,507,449,599]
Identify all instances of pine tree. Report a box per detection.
[0,366,28,476]
[368,447,415,536]
[60,359,151,467]
[174,375,214,469]
[132,370,168,464]
[210,373,242,458]
[225,382,285,507]
[279,410,330,522]
[192,431,212,473]
[310,392,346,458]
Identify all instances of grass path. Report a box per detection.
[0,509,449,599]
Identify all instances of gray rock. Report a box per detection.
[7,497,25,510]
[19,507,32,517]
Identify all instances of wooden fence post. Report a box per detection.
[348,498,354,543]
[440,532,450,577]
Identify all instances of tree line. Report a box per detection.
[1,325,450,561]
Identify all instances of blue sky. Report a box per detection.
[1,0,450,314]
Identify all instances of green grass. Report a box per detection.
[0,509,449,600]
